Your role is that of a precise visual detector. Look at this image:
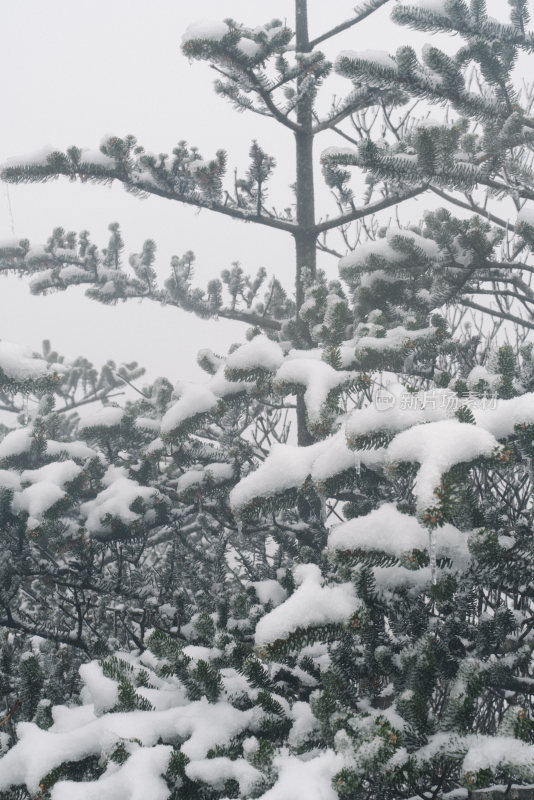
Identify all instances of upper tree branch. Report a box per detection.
[314,184,428,234]
[459,297,534,330]
[308,0,393,50]
[131,177,299,232]
[218,308,282,331]
[429,185,515,231]
[245,69,302,133]
[313,91,378,134]
[52,164,299,233]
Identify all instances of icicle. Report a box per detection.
[4,184,15,235]
[21,394,29,427]
[354,454,361,475]
[428,528,437,585]
[237,519,243,538]
[319,491,327,525]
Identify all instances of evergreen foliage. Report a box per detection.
[1,2,534,799]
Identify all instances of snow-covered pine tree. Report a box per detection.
[0,338,180,726]
[2,1,534,799]
[3,215,534,800]
[3,0,534,437]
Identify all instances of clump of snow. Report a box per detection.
[250,580,287,607]
[313,431,363,483]
[233,438,343,511]
[80,466,156,534]
[207,364,247,398]
[0,238,24,252]
[21,460,81,487]
[345,384,452,440]
[25,245,52,264]
[0,469,21,491]
[340,227,440,273]
[182,21,230,44]
[274,359,355,424]
[161,383,218,436]
[134,417,160,433]
[0,341,50,380]
[329,503,426,555]
[47,439,98,460]
[187,159,211,175]
[373,564,435,593]
[255,564,360,646]
[57,265,89,283]
[288,702,320,748]
[230,434,384,511]
[356,325,436,353]
[236,38,262,58]
[12,483,67,528]
[321,146,358,160]
[52,745,172,800]
[466,365,500,390]
[4,146,57,168]
[413,0,453,18]
[475,392,534,439]
[337,49,397,71]
[78,148,116,169]
[329,503,468,563]
[388,419,498,511]
[388,228,441,258]
[285,345,357,370]
[185,756,262,795]
[177,462,233,494]
[80,407,124,431]
[0,428,33,461]
[461,734,534,780]
[225,335,284,375]
[230,441,323,510]
[183,645,222,664]
[340,238,401,271]
[144,437,165,455]
[79,662,119,714]
[259,751,343,800]
[205,462,234,483]
[0,700,255,795]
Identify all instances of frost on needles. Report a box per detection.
[1,1,534,799]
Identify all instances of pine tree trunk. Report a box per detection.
[294,0,316,446]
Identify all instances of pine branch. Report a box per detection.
[429,185,515,231]
[477,175,534,203]
[459,296,534,329]
[0,700,21,729]
[2,157,298,234]
[313,89,386,133]
[0,606,90,653]
[308,0,393,50]
[55,390,126,415]
[218,308,282,331]
[244,68,302,132]
[316,240,344,258]
[314,184,428,234]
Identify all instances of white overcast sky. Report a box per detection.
[0,0,519,385]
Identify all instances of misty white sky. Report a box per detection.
[0,0,519,386]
